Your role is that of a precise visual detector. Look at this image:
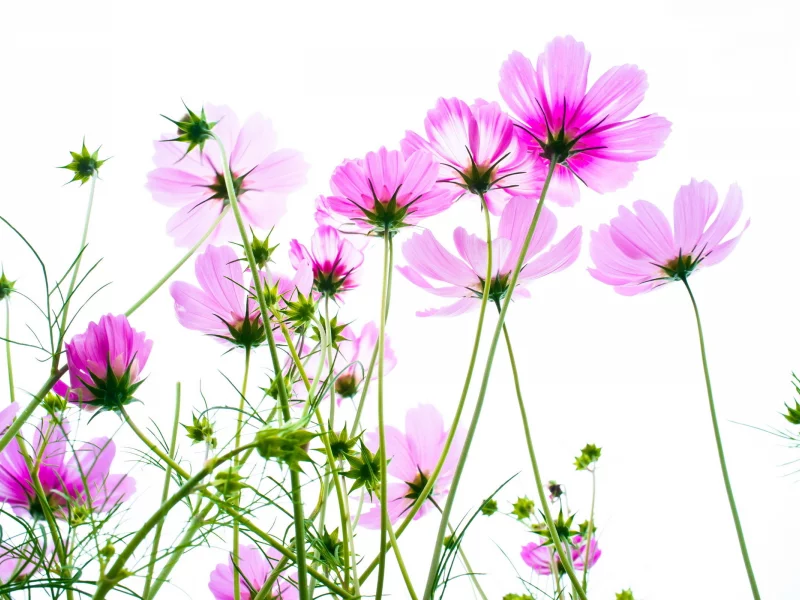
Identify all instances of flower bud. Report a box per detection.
[60,139,107,185]
[511,496,535,520]
[574,443,602,471]
[212,467,245,501]
[0,271,15,300]
[99,543,116,559]
[161,103,218,157]
[480,498,498,516]
[182,414,217,448]
[254,427,315,472]
[616,590,635,600]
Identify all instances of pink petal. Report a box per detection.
[673,179,719,251]
[573,64,648,130]
[536,36,590,131]
[402,230,476,287]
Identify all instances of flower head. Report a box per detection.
[0,417,135,521]
[325,147,452,234]
[65,314,152,412]
[398,196,581,316]
[521,535,601,575]
[402,97,540,214]
[499,36,671,206]
[589,179,748,295]
[289,225,364,298]
[208,545,297,600]
[60,139,107,185]
[359,404,464,528]
[147,104,309,247]
[0,270,16,300]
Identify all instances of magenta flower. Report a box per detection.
[359,404,463,528]
[289,225,364,298]
[147,104,309,247]
[65,314,153,412]
[325,147,452,233]
[0,417,135,520]
[499,36,671,207]
[589,179,748,295]
[521,535,601,575]
[333,322,397,401]
[402,97,540,215]
[398,196,581,316]
[209,545,297,600]
[0,403,18,433]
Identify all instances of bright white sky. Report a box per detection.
[1,0,799,598]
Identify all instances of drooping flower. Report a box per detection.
[289,225,364,298]
[0,417,135,521]
[208,545,297,600]
[499,36,671,207]
[401,97,540,215]
[0,403,19,433]
[359,404,464,528]
[588,179,748,295]
[325,147,452,234]
[65,314,153,412]
[521,535,601,575]
[398,196,582,316]
[147,104,309,247]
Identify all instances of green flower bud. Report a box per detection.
[161,103,218,157]
[212,467,245,501]
[616,590,635,600]
[250,228,279,269]
[503,594,533,600]
[60,139,107,185]
[0,271,16,300]
[511,496,535,520]
[69,503,91,527]
[182,414,217,448]
[575,443,602,471]
[341,441,382,498]
[321,426,358,462]
[42,390,68,416]
[480,498,498,516]
[99,543,116,559]
[282,291,318,334]
[255,427,316,472]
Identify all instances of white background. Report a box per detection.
[1,0,799,598]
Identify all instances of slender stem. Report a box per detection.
[682,278,760,599]
[582,468,596,592]
[316,300,336,553]
[143,383,182,599]
[0,366,66,454]
[422,161,570,600]
[5,300,14,403]
[122,407,187,478]
[210,133,310,600]
[387,521,418,600]
[445,521,487,600]
[52,173,97,374]
[499,305,587,600]
[359,198,494,586]
[233,348,250,600]
[124,208,229,317]
[375,231,392,600]
[350,344,378,438]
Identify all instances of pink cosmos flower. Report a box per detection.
[325,147,453,233]
[521,535,601,576]
[359,404,464,528]
[289,225,364,298]
[588,179,748,295]
[0,417,135,520]
[0,539,50,584]
[0,403,19,433]
[65,314,153,411]
[398,196,582,316]
[209,545,297,600]
[147,104,309,247]
[401,97,540,215]
[499,36,671,207]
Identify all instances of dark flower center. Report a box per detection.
[659,252,703,281]
[473,274,512,304]
[334,373,359,399]
[403,469,435,504]
[206,168,248,205]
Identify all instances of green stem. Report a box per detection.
[682,278,760,599]
[5,300,14,403]
[499,305,587,600]
[52,172,97,374]
[233,347,251,600]
[210,133,309,600]
[0,366,66,453]
[421,161,570,600]
[124,207,229,317]
[445,521,487,600]
[375,231,392,600]
[143,383,182,599]
[582,468,596,593]
[387,521,418,600]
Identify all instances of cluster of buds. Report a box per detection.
[254,427,315,472]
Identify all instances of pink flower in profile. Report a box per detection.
[0,403,19,433]
[402,97,540,215]
[589,179,748,295]
[398,196,582,316]
[333,322,397,401]
[0,417,135,520]
[289,225,364,298]
[147,104,309,247]
[499,36,671,207]
[325,147,453,233]
[359,405,464,528]
[209,545,297,600]
[521,535,601,575]
[65,314,153,412]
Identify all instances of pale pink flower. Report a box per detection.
[0,539,51,584]
[65,314,153,412]
[0,417,135,520]
[499,36,671,207]
[209,545,297,600]
[589,179,748,295]
[359,404,464,528]
[147,104,309,247]
[521,535,601,575]
[325,147,453,233]
[398,196,581,316]
[402,97,541,215]
[0,403,19,433]
[289,225,364,298]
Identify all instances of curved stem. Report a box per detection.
[0,366,66,454]
[124,207,229,317]
[682,278,760,599]
[5,300,14,403]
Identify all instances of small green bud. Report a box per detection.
[311,526,345,572]
[341,441,382,498]
[0,271,16,300]
[511,496,535,520]
[69,503,91,527]
[250,228,279,269]
[43,390,68,416]
[443,534,457,549]
[183,414,217,448]
[578,519,597,538]
[503,594,533,600]
[548,480,564,500]
[321,426,359,462]
[99,543,116,559]
[161,103,218,157]
[255,427,316,472]
[60,139,107,185]
[616,590,635,600]
[264,375,294,401]
[575,443,602,471]
[310,316,348,349]
[480,498,498,516]
[282,291,318,334]
[212,467,245,501]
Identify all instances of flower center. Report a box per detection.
[403,469,435,504]
[473,274,512,304]
[660,252,702,281]
[461,163,496,196]
[206,167,248,205]
[216,313,266,349]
